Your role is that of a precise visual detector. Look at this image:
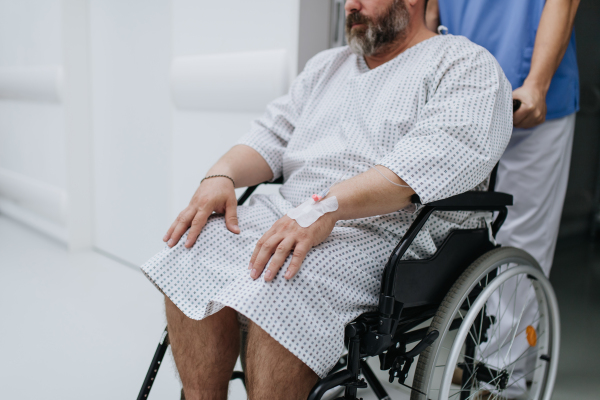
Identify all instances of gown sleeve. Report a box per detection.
[237,52,332,181]
[377,44,513,204]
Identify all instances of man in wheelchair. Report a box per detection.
[140,0,517,399]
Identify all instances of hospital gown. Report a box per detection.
[141,34,512,378]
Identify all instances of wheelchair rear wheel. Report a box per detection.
[411,247,560,400]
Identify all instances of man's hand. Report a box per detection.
[163,177,240,249]
[512,81,548,129]
[248,213,337,282]
[246,165,412,282]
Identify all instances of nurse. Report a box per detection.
[426,0,580,396]
[427,0,579,276]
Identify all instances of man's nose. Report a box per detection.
[345,0,362,15]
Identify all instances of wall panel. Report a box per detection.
[0,0,68,241]
[170,0,298,219]
[90,0,172,265]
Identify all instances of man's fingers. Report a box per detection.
[284,243,310,280]
[248,225,279,269]
[264,239,295,282]
[249,236,282,280]
[225,197,240,234]
[168,209,196,247]
[184,211,210,248]
[163,219,179,242]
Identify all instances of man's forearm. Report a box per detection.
[526,0,579,92]
[326,166,415,222]
[206,144,274,188]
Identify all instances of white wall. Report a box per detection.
[90,0,173,265]
[0,0,65,186]
[170,0,299,216]
[0,0,69,240]
[89,0,301,266]
[0,0,333,266]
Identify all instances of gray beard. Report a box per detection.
[346,1,410,57]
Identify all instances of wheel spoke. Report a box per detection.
[501,332,546,371]
[422,257,555,400]
[511,314,541,345]
[458,309,483,355]
[501,365,544,392]
[483,276,521,361]
[477,325,544,364]
[503,289,535,366]
[497,275,524,360]
[501,347,536,371]
[480,274,530,367]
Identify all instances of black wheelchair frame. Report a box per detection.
[137,163,513,400]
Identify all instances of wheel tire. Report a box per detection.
[410,247,560,400]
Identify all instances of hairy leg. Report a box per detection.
[165,297,240,400]
[245,321,319,400]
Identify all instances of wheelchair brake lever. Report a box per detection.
[388,330,439,384]
[405,329,439,358]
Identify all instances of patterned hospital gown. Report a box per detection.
[141,34,512,378]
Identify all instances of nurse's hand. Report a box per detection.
[163,177,240,249]
[512,82,548,129]
[249,213,337,282]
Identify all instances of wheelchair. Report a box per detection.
[137,165,560,400]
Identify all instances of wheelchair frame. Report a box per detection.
[137,168,516,400]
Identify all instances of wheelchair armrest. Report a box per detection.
[411,191,513,209]
[237,176,284,205]
[267,176,284,185]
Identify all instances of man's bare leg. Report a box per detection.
[165,297,240,400]
[245,321,318,400]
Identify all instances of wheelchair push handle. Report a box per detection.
[513,99,521,112]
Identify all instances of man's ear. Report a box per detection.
[406,0,420,8]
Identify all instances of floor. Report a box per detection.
[1,215,598,399]
[548,236,600,400]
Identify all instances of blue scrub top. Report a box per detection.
[438,0,579,120]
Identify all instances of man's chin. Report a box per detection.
[348,40,371,57]
[348,28,368,41]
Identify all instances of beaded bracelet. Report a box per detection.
[201,174,235,187]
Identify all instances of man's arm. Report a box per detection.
[206,144,273,188]
[326,166,414,220]
[513,0,580,128]
[248,166,415,281]
[164,144,273,248]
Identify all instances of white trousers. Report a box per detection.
[479,113,575,397]
[496,113,576,274]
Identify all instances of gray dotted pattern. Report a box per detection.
[141,35,512,378]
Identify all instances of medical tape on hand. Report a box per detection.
[287,197,339,228]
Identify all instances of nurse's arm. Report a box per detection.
[513,0,580,129]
